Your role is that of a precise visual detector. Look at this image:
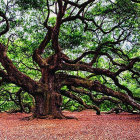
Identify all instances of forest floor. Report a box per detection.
[0,110,140,140]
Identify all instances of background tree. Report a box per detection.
[0,0,140,119]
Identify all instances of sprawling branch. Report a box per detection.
[62,50,126,67]
[60,42,139,97]
[56,73,140,110]
[0,43,44,95]
[69,86,120,105]
[60,54,139,98]
[60,62,115,78]
[60,90,100,114]
[62,34,131,66]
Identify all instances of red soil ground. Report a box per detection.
[0,110,140,140]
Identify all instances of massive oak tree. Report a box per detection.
[0,0,140,119]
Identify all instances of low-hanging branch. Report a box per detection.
[60,89,100,115]
[0,43,45,95]
[59,53,139,98]
[69,86,120,105]
[56,73,140,110]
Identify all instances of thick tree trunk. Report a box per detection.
[33,91,65,119]
[30,69,77,119]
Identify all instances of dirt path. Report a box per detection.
[0,110,140,140]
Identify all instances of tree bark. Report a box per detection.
[33,91,71,119]
[32,70,66,119]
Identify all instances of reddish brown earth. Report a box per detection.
[0,110,140,140]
